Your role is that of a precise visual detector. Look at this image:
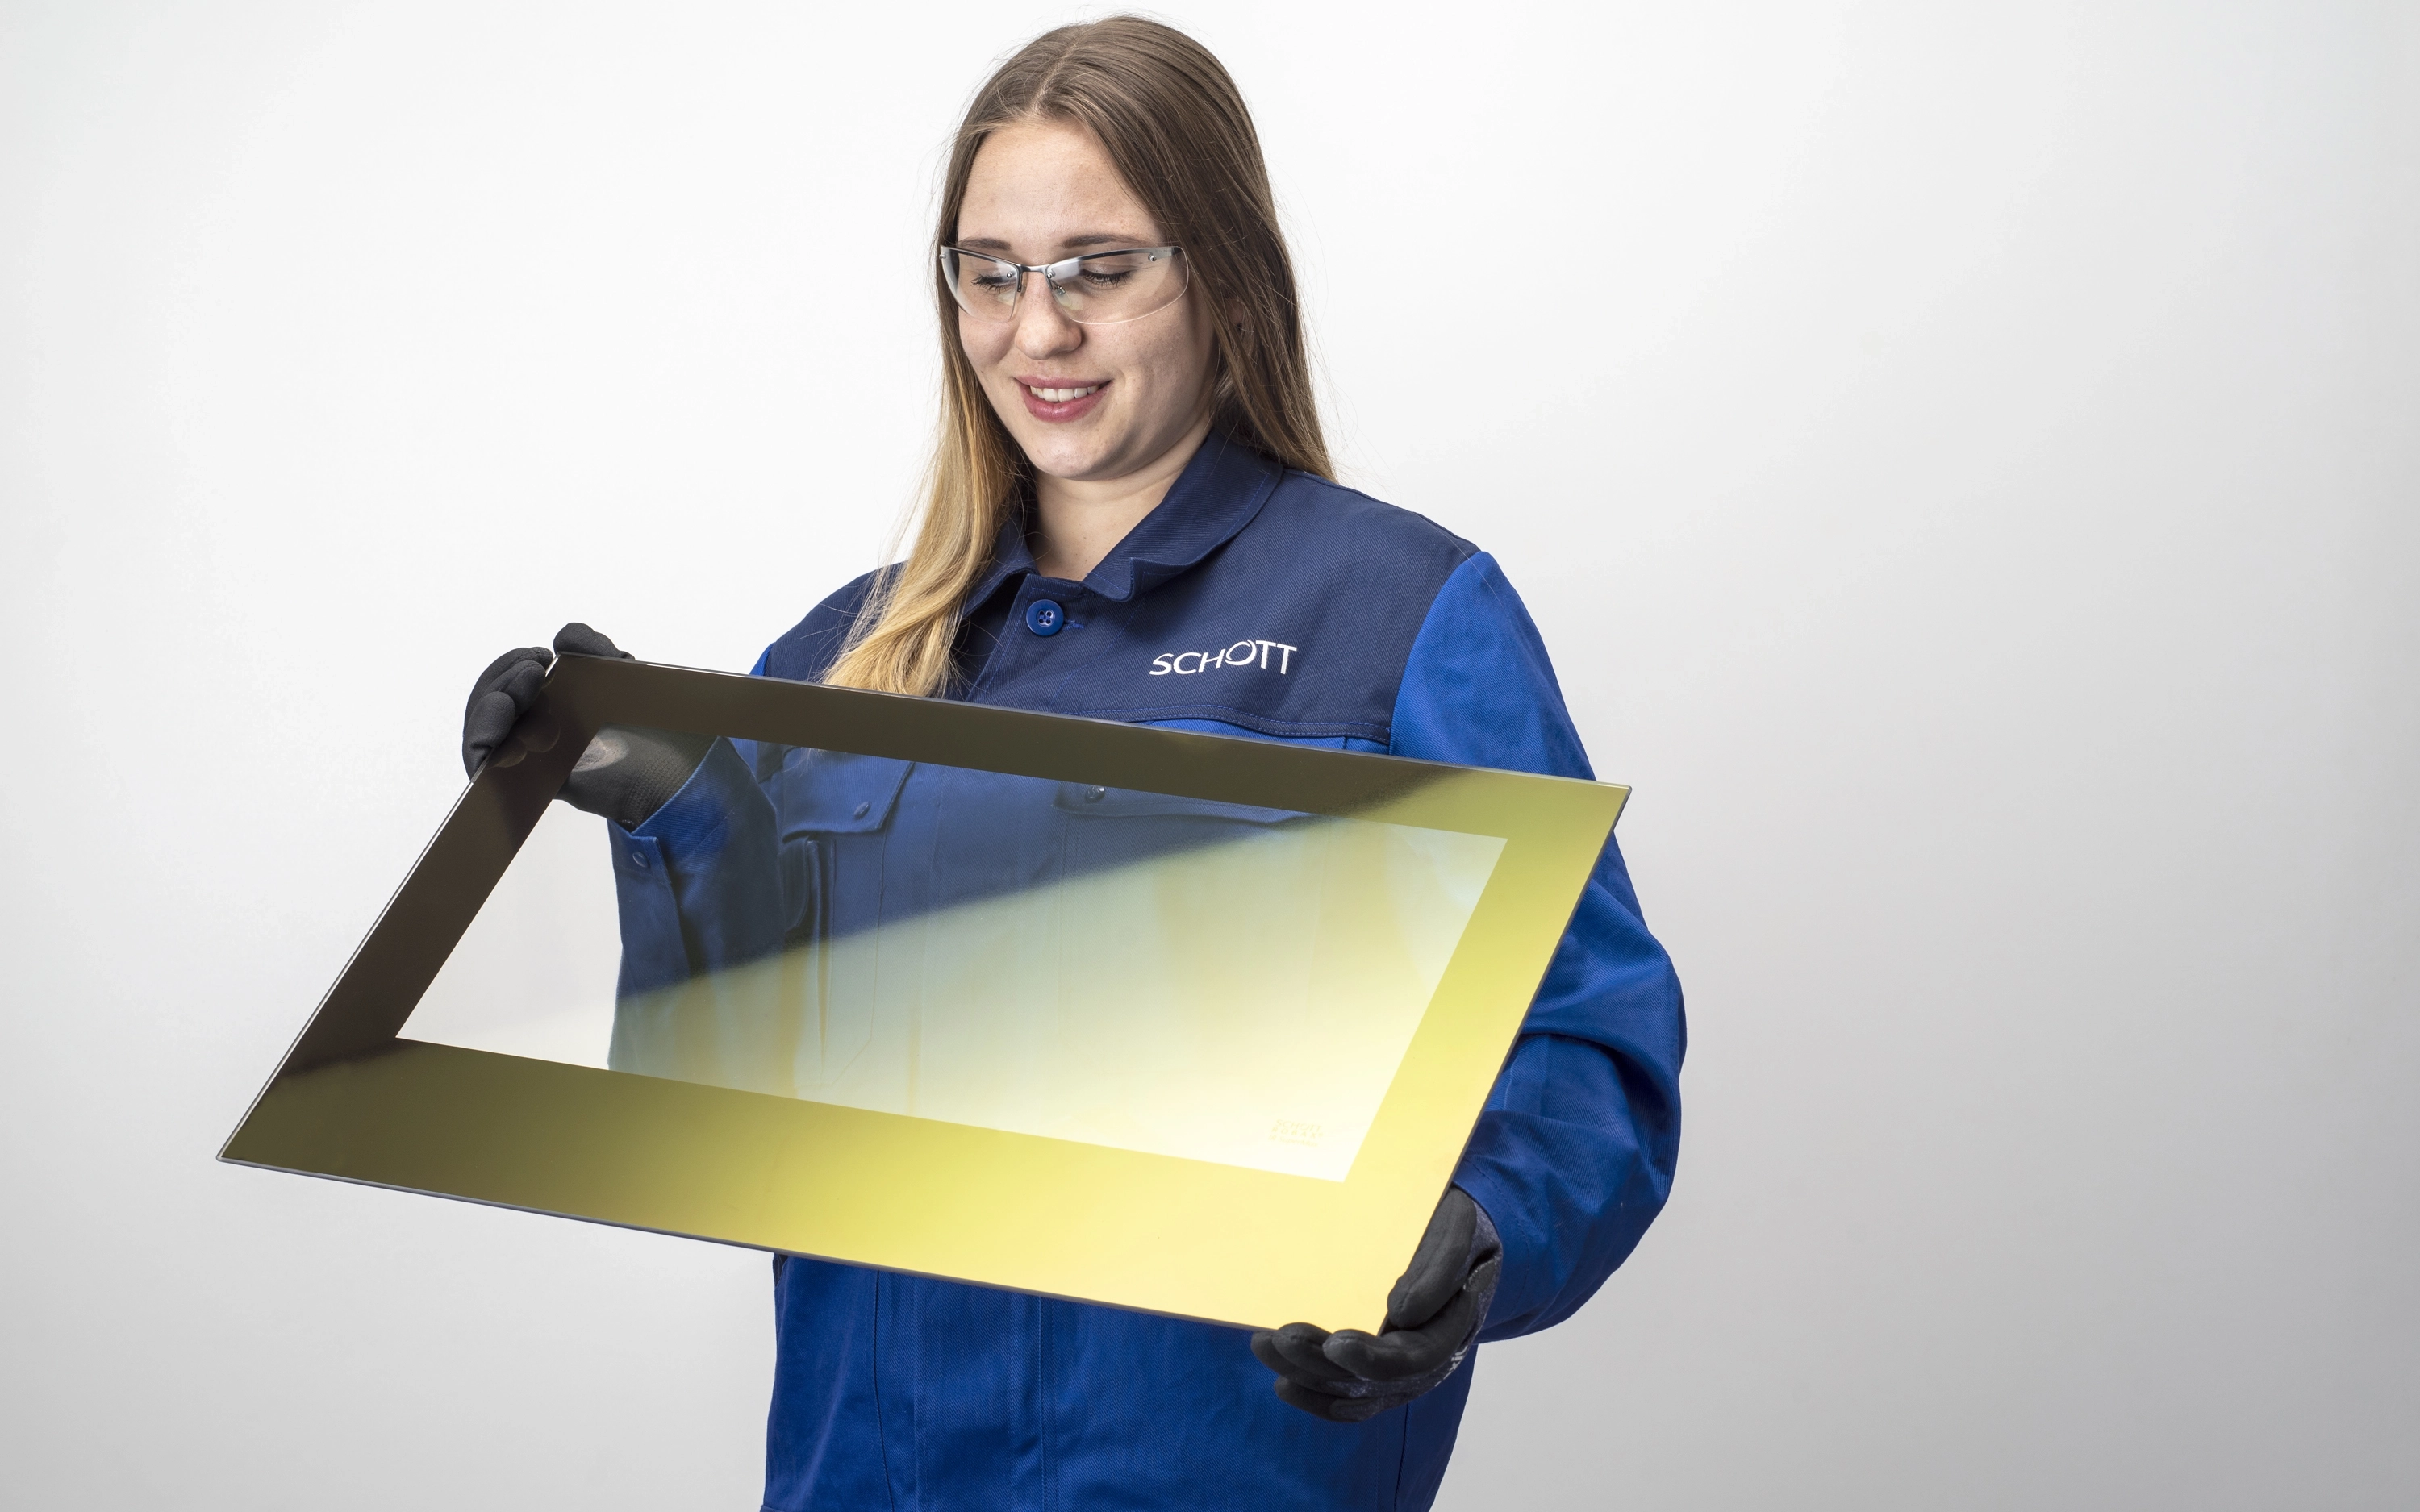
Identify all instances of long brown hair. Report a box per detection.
[822,15,1329,697]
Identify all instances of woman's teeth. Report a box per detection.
[1030,384,1101,402]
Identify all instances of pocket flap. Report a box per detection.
[1050,783,1305,825]
[774,751,913,835]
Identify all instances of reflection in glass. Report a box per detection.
[404,732,1504,1182]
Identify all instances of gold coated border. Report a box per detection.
[220,657,1627,1332]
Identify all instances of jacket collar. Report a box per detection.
[961,433,1283,612]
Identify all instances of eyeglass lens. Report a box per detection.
[944,248,1187,326]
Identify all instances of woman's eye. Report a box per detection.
[1079,270,1134,289]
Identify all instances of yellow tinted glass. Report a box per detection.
[224,658,1624,1331]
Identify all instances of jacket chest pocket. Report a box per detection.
[1049,783,1307,877]
[766,751,915,1096]
[771,751,913,948]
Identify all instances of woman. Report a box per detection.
[464,17,1682,1510]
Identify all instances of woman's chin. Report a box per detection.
[1018,433,1125,485]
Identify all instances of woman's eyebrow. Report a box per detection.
[953,232,1156,254]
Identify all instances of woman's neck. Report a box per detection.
[1029,414,1214,581]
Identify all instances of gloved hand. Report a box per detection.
[1250,1186,1503,1422]
[461,623,711,827]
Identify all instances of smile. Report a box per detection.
[1016,378,1112,423]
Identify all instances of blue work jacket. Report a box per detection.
[608,435,1684,1511]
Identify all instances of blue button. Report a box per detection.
[1025,598,1065,637]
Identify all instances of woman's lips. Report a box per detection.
[1018,378,1109,423]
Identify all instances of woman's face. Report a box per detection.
[953,119,1217,487]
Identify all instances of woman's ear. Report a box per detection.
[1224,297,1249,332]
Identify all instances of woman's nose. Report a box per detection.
[1012,277,1083,358]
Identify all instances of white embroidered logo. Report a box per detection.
[1149,639,1298,677]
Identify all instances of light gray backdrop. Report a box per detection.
[4,2,2414,1506]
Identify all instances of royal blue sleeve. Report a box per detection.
[1387,552,1686,1340]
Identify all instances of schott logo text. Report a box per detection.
[1150,639,1299,676]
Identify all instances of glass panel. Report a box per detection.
[406,798,621,1070]
[402,731,1505,1181]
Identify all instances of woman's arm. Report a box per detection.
[1386,552,1687,1339]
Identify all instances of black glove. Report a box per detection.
[460,623,711,827]
[1250,1186,1504,1422]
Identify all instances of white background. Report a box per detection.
[4,2,2414,1506]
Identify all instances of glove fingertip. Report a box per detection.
[503,656,548,692]
[463,694,518,766]
[474,645,550,685]
[1247,1331,1286,1372]
[1271,1379,1354,1423]
[554,622,630,660]
[1266,1323,1358,1385]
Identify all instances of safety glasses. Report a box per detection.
[939,244,1188,326]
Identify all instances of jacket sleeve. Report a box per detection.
[1387,552,1686,1340]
